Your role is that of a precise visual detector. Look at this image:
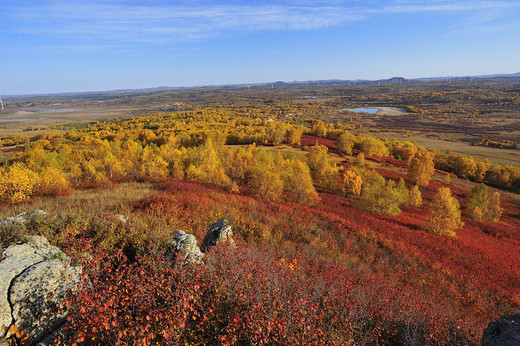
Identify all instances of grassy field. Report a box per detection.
[382,131,520,167]
[0,104,144,136]
[0,182,158,219]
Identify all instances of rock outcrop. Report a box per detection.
[165,219,236,264]
[0,210,48,227]
[0,235,81,344]
[201,219,236,253]
[165,230,204,264]
[482,313,520,345]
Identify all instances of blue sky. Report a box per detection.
[1,0,520,95]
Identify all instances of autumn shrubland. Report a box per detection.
[1,104,520,344]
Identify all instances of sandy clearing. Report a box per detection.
[376,107,408,115]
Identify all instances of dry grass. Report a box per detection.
[0,182,165,253]
[0,182,158,219]
[0,104,143,136]
[371,130,520,167]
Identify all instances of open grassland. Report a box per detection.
[363,130,520,167]
[0,182,157,219]
[0,104,145,136]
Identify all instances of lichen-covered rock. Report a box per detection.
[0,210,48,227]
[482,313,520,346]
[0,235,81,344]
[114,214,128,223]
[201,219,236,253]
[165,230,204,264]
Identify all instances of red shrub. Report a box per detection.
[59,179,519,344]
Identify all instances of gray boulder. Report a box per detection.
[164,219,236,265]
[114,214,128,223]
[0,210,48,227]
[0,235,81,344]
[201,219,236,253]
[482,313,520,345]
[165,230,204,265]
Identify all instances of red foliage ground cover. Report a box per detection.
[300,134,337,150]
[62,178,520,344]
[0,146,23,153]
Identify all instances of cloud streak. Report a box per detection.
[4,1,520,43]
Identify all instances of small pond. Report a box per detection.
[343,107,380,114]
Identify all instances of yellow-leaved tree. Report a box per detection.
[357,171,405,216]
[0,163,38,203]
[283,159,320,206]
[468,184,503,222]
[426,187,463,237]
[354,152,365,169]
[286,126,302,145]
[225,145,255,185]
[408,147,435,186]
[343,169,362,196]
[248,149,284,201]
[267,122,287,146]
[186,137,236,191]
[141,144,169,180]
[357,135,389,157]
[38,167,69,195]
[407,185,422,207]
[306,143,340,190]
[311,120,328,138]
[487,191,503,223]
[452,155,477,180]
[336,131,354,155]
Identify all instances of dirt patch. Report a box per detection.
[376,107,408,115]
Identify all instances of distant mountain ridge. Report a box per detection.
[4,72,520,99]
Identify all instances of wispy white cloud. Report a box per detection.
[4,0,520,43]
[446,19,520,36]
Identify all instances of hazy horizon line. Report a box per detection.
[3,70,519,98]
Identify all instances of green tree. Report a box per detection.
[468,183,489,221]
[357,171,404,215]
[468,184,503,222]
